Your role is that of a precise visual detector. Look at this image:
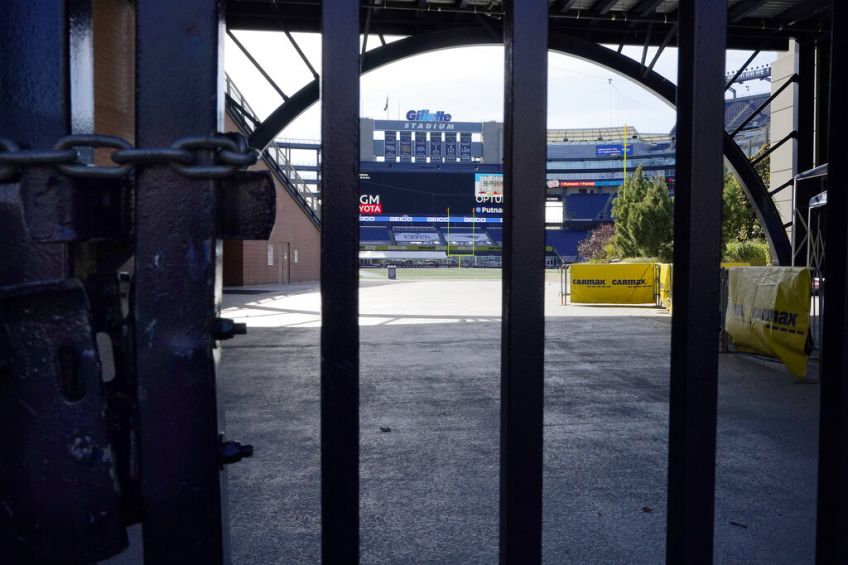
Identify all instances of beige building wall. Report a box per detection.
[769,42,799,235]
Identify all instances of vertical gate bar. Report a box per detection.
[133,0,227,562]
[69,0,94,138]
[666,0,726,562]
[797,41,815,174]
[816,3,847,562]
[320,0,360,562]
[794,41,815,266]
[0,0,68,284]
[500,1,547,562]
[814,39,829,166]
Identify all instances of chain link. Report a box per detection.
[171,136,242,178]
[0,132,258,182]
[111,147,194,166]
[55,134,133,179]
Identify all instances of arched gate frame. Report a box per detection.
[1,1,846,564]
[246,28,792,265]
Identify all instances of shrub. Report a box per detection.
[723,239,772,265]
[577,223,616,262]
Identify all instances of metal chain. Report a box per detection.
[0,132,259,182]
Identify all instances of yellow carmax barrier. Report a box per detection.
[658,263,672,313]
[570,263,657,304]
[724,267,811,377]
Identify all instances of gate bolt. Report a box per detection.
[220,440,254,465]
[214,317,247,340]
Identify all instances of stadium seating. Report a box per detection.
[360,226,392,244]
[545,229,587,261]
[564,193,611,221]
[724,94,770,132]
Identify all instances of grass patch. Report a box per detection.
[361,268,565,282]
[361,268,502,280]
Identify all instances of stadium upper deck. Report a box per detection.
[355,93,769,264]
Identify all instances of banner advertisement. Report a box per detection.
[373,119,482,133]
[595,144,634,157]
[569,263,657,304]
[724,267,811,377]
[394,231,441,243]
[474,173,503,202]
[399,131,412,162]
[384,131,397,161]
[360,215,502,224]
[414,133,427,160]
[445,232,490,244]
[658,263,672,313]
[460,132,472,162]
[445,133,457,162]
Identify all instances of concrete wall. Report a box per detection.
[223,115,321,286]
[770,43,798,231]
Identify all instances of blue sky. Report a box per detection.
[225,32,776,142]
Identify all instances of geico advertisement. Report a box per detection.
[569,263,657,304]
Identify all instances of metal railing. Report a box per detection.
[224,75,320,225]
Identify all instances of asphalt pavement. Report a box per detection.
[216,278,819,564]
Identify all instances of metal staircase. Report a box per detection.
[225,75,320,227]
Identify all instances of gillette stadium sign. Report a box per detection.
[373,109,483,133]
[405,109,452,122]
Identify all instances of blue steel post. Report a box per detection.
[816,3,847,562]
[133,0,228,561]
[0,0,68,284]
[666,0,726,562]
[500,1,547,563]
[321,0,361,562]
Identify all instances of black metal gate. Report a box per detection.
[0,1,845,563]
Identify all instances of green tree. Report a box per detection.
[722,172,765,247]
[612,167,649,257]
[611,166,674,260]
[721,143,769,261]
[752,143,770,186]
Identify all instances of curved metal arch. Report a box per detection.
[250,28,790,264]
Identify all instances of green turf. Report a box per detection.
[360,268,565,282]
[360,268,500,280]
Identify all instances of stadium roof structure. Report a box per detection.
[546,126,671,144]
[227,0,832,50]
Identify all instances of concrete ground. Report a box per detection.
[217,274,820,564]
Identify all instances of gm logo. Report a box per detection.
[359,194,382,214]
